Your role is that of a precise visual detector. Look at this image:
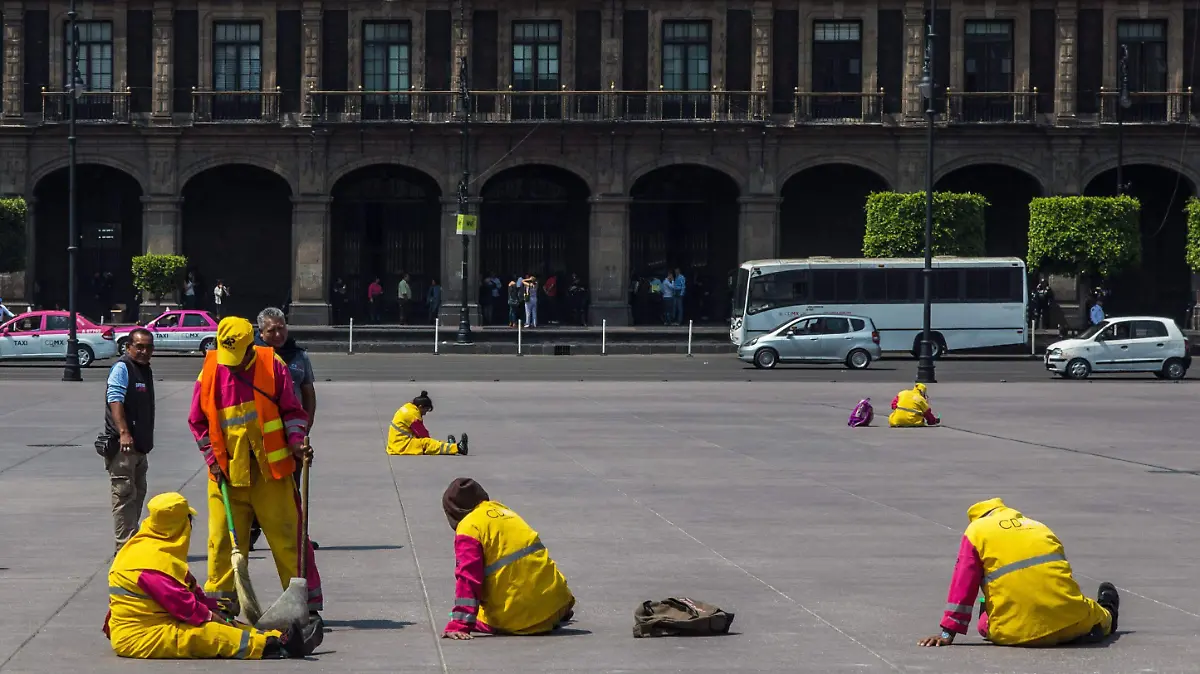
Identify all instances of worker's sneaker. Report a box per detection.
[1097,582,1120,633]
[248,523,262,551]
[458,433,469,455]
[447,434,456,445]
[262,635,286,659]
[281,619,323,658]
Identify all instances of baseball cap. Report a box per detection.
[216,317,255,367]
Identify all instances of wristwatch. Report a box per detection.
[939,629,953,640]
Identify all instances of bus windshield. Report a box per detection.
[732,267,749,319]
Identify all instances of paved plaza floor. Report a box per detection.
[0,378,1197,673]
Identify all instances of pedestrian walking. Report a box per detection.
[212,280,230,319]
[397,273,413,324]
[101,327,156,555]
[428,279,442,323]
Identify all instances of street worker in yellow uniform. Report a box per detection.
[918,498,1119,648]
[889,382,941,427]
[103,492,321,659]
[441,478,575,640]
[188,317,323,624]
[386,390,469,455]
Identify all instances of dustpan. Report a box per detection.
[256,439,313,631]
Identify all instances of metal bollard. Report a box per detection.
[348,317,354,355]
[434,318,440,355]
[1030,318,1036,356]
[602,319,607,355]
[516,321,523,356]
[686,320,694,358]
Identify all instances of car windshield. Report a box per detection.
[771,316,805,334]
[1078,320,1110,340]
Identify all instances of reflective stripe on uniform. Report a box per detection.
[948,616,968,627]
[454,597,479,608]
[284,419,307,433]
[945,602,973,614]
[262,418,284,434]
[266,447,291,463]
[896,406,922,415]
[234,629,251,659]
[109,585,149,599]
[484,541,546,576]
[390,423,412,438]
[220,411,258,429]
[449,611,477,622]
[982,552,1067,585]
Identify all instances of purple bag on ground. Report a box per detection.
[848,398,874,427]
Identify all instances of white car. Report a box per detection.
[0,310,119,367]
[1044,316,1191,380]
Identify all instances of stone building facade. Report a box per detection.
[2,0,1198,324]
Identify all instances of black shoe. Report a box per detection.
[447,434,456,445]
[282,617,323,659]
[311,540,320,550]
[249,524,262,552]
[459,433,469,456]
[1097,582,1120,633]
[263,635,286,659]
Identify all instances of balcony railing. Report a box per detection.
[945,90,1038,124]
[791,90,884,124]
[308,87,769,124]
[191,88,280,123]
[1098,89,1193,124]
[42,88,131,123]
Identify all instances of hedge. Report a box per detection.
[0,197,28,272]
[132,254,188,302]
[1027,196,1141,278]
[1187,197,1200,272]
[863,192,987,258]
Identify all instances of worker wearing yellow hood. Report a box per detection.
[918,498,1119,648]
[104,492,319,659]
[889,383,940,427]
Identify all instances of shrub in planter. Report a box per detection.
[131,254,188,303]
[0,197,29,273]
[1027,196,1140,279]
[863,191,987,258]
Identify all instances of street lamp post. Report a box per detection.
[455,55,474,345]
[1116,45,1131,195]
[916,0,937,384]
[63,0,83,382]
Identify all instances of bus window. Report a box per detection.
[834,270,858,302]
[862,270,886,301]
[994,268,1022,302]
[733,268,750,316]
[747,270,807,314]
[934,269,959,300]
[886,270,913,301]
[811,270,836,302]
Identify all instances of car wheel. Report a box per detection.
[200,337,216,352]
[846,349,871,370]
[1162,358,1187,381]
[1066,357,1091,380]
[754,348,778,370]
[77,345,95,368]
[117,337,129,352]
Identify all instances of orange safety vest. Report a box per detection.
[199,346,294,482]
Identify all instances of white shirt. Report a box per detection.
[213,285,227,305]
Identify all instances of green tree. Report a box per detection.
[1027,196,1141,278]
[863,192,987,258]
[131,254,188,302]
[0,197,29,272]
[1186,197,1200,272]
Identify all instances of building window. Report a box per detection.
[363,22,411,92]
[512,21,561,119]
[662,21,710,119]
[64,21,113,91]
[1117,20,1168,121]
[213,22,262,92]
[960,20,1014,122]
[809,21,862,119]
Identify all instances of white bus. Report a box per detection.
[729,257,1028,357]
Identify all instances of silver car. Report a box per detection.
[738,314,883,370]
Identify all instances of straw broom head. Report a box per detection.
[232,546,263,624]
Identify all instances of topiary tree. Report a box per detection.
[0,197,29,272]
[1186,197,1200,272]
[131,254,188,303]
[863,191,987,258]
[1026,196,1141,279]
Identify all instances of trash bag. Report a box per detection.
[848,398,873,427]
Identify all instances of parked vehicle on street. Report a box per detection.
[738,313,883,370]
[730,257,1028,357]
[1045,316,1191,380]
[115,309,219,353]
[0,310,118,367]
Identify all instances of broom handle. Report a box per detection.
[219,478,240,550]
[299,436,311,579]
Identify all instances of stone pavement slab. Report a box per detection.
[0,378,1197,673]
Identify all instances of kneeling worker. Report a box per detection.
[441,478,575,640]
[918,498,1119,648]
[889,382,940,427]
[387,391,468,455]
[104,492,320,659]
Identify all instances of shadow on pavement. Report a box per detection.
[310,544,405,552]
[323,619,414,630]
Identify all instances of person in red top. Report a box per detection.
[367,278,384,323]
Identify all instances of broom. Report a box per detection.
[220,477,263,623]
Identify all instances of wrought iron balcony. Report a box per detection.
[791,89,884,124]
[1098,89,1193,124]
[307,87,769,124]
[41,88,131,123]
[945,90,1039,124]
[191,88,281,123]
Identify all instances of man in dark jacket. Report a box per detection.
[104,328,156,555]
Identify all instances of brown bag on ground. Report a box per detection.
[632,597,734,638]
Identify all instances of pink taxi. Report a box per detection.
[115,309,218,354]
[0,310,118,367]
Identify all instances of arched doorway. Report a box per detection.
[935,164,1043,258]
[779,164,889,258]
[330,165,441,325]
[34,165,143,321]
[181,165,292,320]
[629,165,739,325]
[1085,164,1195,321]
[479,165,591,325]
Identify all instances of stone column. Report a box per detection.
[142,196,182,254]
[738,196,781,263]
[300,1,321,120]
[2,4,24,121]
[151,2,173,121]
[289,196,331,325]
[438,198,481,326]
[902,1,926,121]
[588,196,631,326]
[752,3,772,113]
[601,4,622,89]
[1054,0,1078,124]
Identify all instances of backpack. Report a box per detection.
[632,597,734,638]
[848,398,874,427]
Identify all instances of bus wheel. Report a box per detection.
[754,348,779,370]
[911,334,945,360]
